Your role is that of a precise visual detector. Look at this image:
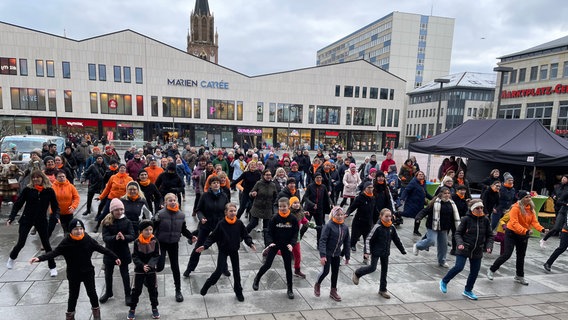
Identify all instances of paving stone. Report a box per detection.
[326,307,361,319]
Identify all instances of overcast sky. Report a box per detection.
[1,0,567,76]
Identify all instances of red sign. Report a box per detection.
[555,129,568,135]
[502,84,568,99]
[325,131,339,137]
[108,99,118,109]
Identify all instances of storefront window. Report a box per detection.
[262,128,273,148]
[314,130,346,151]
[10,87,46,110]
[207,99,234,120]
[100,93,132,115]
[353,107,376,126]
[316,105,341,125]
[276,128,310,151]
[351,131,377,151]
[237,101,243,121]
[257,102,263,121]
[195,130,207,147]
[276,103,303,123]
[163,97,192,118]
[118,122,144,140]
[194,98,201,118]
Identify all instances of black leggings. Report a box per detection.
[103,261,131,296]
[157,242,181,290]
[48,214,74,238]
[316,255,340,288]
[543,211,566,241]
[256,245,293,290]
[10,220,56,269]
[546,231,568,267]
[130,272,158,309]
[68,272,99,312]
[203,250,242,294]
[355,255,389,292]
[490,229,529,277]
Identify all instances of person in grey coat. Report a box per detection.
[245,169,278,246]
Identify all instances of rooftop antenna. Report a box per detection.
[430,0,434,15]
[64,28,67,38]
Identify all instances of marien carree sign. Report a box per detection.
[167,79,229,89]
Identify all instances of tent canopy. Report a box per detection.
[408,119,568,166]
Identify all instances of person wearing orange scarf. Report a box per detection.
[441,200,493,300]
[48,170,80,238]
[352,208,406,299]
[196,202,256,302]
[129,220,160,320]
[154,193,196,303]
[94,164,133,232]
[488,190,548,286]
[30,218,120,320]
[493,172,516,229]
[346,181,376,262]
[144,157,164,184]
[253,197,299,300]
[315,206,350,301]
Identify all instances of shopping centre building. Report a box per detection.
[0,21,406,150]
[495,35,568,138]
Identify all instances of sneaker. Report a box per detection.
[294,269,306,279]
[487,270,494,280]
[352,272,359,285]
[151,309,160,319]
[540,239,547,249]
[514,276,529,286]
[175,290,184,302]
[413,231,422,237]
[544,263,551,272]
[6,258,14,269]
[439,262,449,268]
[223,269,231,277]
[183,269,191,278]
[378,291,391,299]
[439,280,447,293]
[82,210,90,216]
[236,292,245,302]
[462,290,478,300]
[50,268,58,277]
[127,309,136,320]
[351,246,356,252]
[287,289,294,299]
[413,244,419,256]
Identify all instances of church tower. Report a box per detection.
[187,0,218,63]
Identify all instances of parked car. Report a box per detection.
[0,135,65,164]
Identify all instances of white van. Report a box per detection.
[0,135,65,163]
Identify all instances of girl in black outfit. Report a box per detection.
[302,172,332,244]
[346,181,376,261]
[6,170,59,276]
[156,162,184,203]
[482,180,501,219]
[373,172,394,224]
[121,181,151,234]
[197,202,256,302]
[231,161,261,219]
[99,198,135,305]
[30,218,120,320]
[81,154,106,216]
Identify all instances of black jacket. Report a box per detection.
[231,170,261,194]
[82,162,106,193]
[196,189,230,232]
[138,182,161,214]
[319,220,350,259]
[416,200,456,231]
[482,187,500,216]
[346,192,376,226]
[454,213,494,259]
[302,183,332,215]
[9,186,60,223]
[203,219,254,253]
[365,222,406,257]
[102,215,135,264]
[132,236,160,273]
[38,234,118,280]
[155,171,183,197]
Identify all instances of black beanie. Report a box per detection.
[139,219,154,233]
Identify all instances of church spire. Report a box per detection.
[187,0,218,63]
[194,0,210,16]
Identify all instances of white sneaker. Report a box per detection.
[412,244,419,256]
[487,269,494,280]
[50,268,58,277]
[439,262,449,268]
[6,258,14,269]
[540,239,547,249]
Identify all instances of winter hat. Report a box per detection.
[289,196,300,206]
[118,163,127,170]
[217,150,224,156]
[138,219,154,233]
[69,218,85,230]
[503,172,514,181]
[442,176,453,185]
[470,201,484,211]
[330,206,345,218]
[30,148,42,156]
[290,161,298,166]
[92,146,101,153]
[110,198,124,212]
[349,163,356,169]
[363,181,373,189]
[369,168,377,174]
[127,181,140,191]
[517,190,530,200]
[166,162,176,171]
[376,171,385,178]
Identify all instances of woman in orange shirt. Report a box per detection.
[48,170,80,237]
[94,164,133,232]
[144,157,163,184]
[487,190,548,285]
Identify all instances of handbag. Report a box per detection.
[8,178,19,190]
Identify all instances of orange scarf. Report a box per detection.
[457,178,464,185]
[168,203,180,212]
[225,216,237,224]
[279,209,290,219]
[332,216,344,224]
[56,164,63,169]
[364,190,374,197]
[419,179,425,185]
[472,210,485,217]
[381,219,393,228]
[138,233,154,244]
[70,233,85,241]
[289,188,296,195]
[129,194,140,201]
[457,193,465,199]
[312,164,320,173]
[138,179,150,187]
[503,182,513,188]
[34,185,44,192]
[116,172,128,179]
[315,181,322,185]
[109,164,118,171]
[377,181,385,184]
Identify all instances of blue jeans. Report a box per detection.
[442,255,482,292]
[415,228,448,265]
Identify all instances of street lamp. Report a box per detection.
[493,66,514,110]
[434,78,450,135]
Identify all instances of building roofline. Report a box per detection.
[498,34,568,59]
